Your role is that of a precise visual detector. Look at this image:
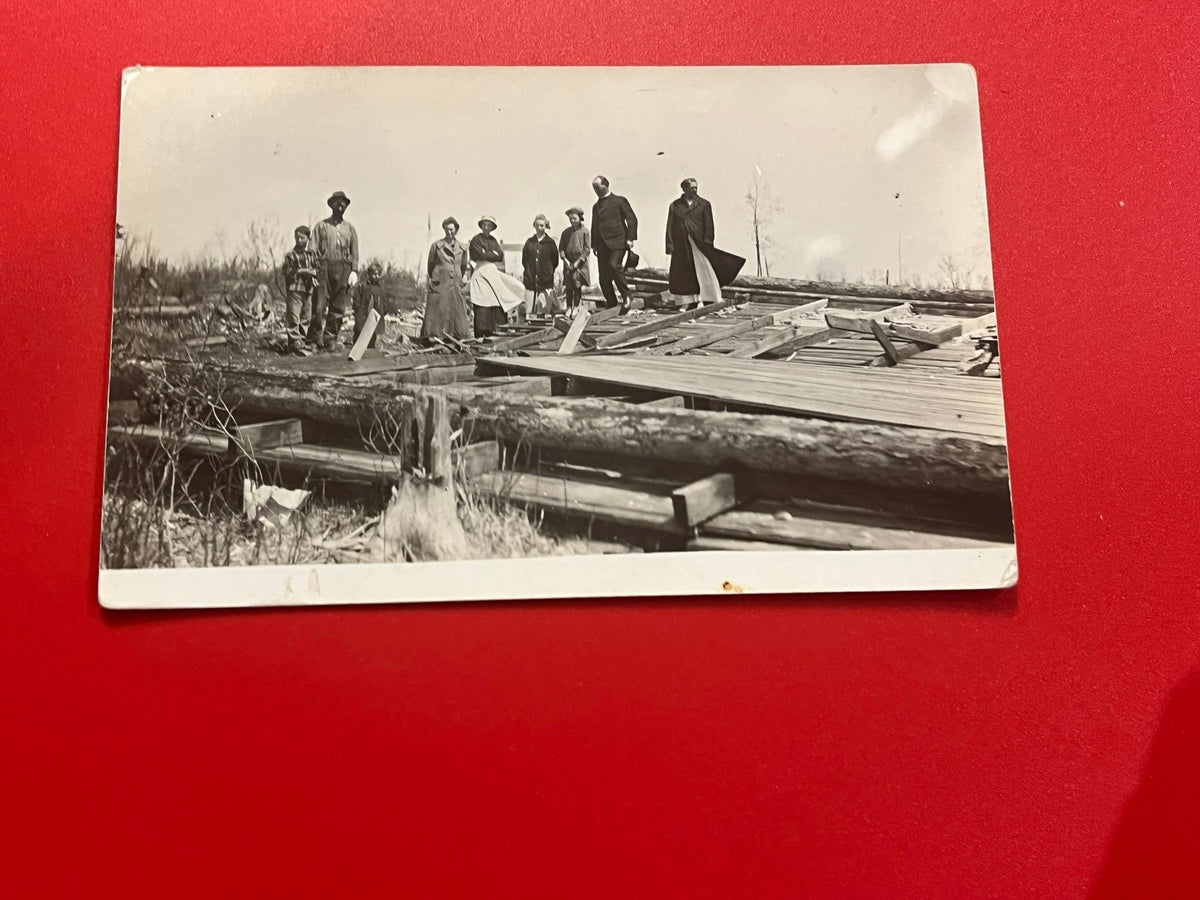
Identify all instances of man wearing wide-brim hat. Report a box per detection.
[308,191,360,350]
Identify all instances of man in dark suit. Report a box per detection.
[590,175,638,309]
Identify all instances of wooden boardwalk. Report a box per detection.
[484,355,1007,438]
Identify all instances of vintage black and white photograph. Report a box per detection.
[101,65,1015,608]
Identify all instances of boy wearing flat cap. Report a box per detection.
[281,225,319,356]
[559,207,591,313]
[309,190,359,349]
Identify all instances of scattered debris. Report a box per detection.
[242,480,311,529]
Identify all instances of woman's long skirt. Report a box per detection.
[469,262,526,336]
[421,266,472,341]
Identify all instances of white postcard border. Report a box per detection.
[99,547,1017,609]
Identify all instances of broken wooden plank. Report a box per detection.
[882,319,963,346]
[824,304,913,334]
[231,418,304,455]
[671,473,738,528]
[486,326,561,352]
[588,304,624,324]
[869,319,935,367]
[557,308,592,355]
[869,318,907,365]
[592,298,737,349]
[652,300,826,356]
[347,309,381,362]
[470,470,682,533]
[728,326,834,359]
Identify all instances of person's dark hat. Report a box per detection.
[624,250,640,269]
[327,191,351,208]
[294,225,310,236]
[565,206,584,218]
[441,216,460,232]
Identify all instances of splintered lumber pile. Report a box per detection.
[646,299,828,356]
[479,355,1007,438]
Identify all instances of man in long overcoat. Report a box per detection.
[665,178,744,303]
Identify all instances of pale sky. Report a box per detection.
[117,65,993,286]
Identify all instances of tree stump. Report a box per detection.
[365,391,468,562]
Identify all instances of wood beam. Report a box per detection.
[671,473,738,528]
[728,326,833,359]
[486,326,561,352]
[232,418,304,455]
[824,304,913,334]
[557,309,592,354]
[592,298,737,349]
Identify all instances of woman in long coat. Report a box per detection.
[421,217,472,341]
[521,214,560,317]
[666,178,745,305]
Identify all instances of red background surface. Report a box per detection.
[2,2,1198,897]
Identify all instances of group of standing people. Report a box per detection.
[281,190,362,356]
[280,176,744,356]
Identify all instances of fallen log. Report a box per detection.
[627,267,995,307]
[439,387,1010,499]
[116,357,1011,498]
[116,357,418,432]
[115,305,203,319]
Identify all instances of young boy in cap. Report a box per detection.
[352,262,388,350]
[559,207,591,313]
[281,225,319,356]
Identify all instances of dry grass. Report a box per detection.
[456,488,612,559]
[102,468,615,569]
